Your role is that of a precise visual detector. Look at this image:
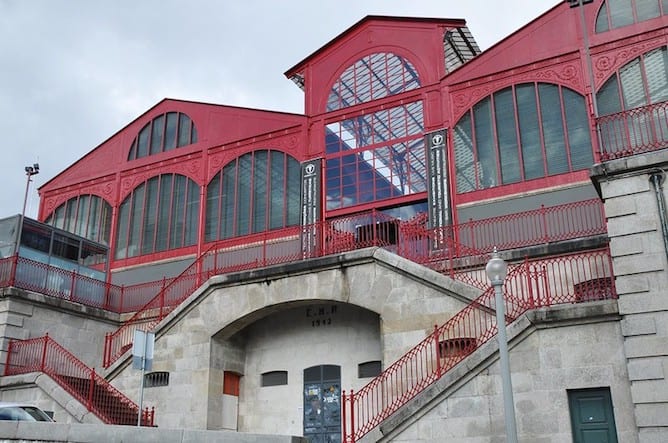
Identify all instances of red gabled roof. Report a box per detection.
[39,98,306,194]
[284,15,467,79]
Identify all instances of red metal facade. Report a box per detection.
[37,1,668,273]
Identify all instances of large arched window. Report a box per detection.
[127,112,198,161]
[325,101,426,210]
[454,83,593,194]
[596,45,668,156]
[595,0,667,33]
[326,52,421,111]
[44,194,112,245]
[205,150,300,241]
[115,174,199,259]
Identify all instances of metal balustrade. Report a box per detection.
[1,199,614,437]
[341,247,616,442]
[0,200,607,369]
[4,334,154,426]
[597,100,668,161]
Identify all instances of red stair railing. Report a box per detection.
[342,247,616,442]
[4,334,154,426]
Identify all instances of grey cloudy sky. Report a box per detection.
[0,0,556,220]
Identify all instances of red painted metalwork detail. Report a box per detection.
[451,63,584,119]
[4,335,155,426]
[593,37,666,84]
[597,101,668,161]
[341,247,616,442]
[0,197,606,316]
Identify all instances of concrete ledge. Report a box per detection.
[0,422,306,442]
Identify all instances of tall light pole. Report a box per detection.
[485,247,518,443]
[16,163,40,255]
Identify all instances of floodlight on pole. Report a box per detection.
[485,247,518,443]
[16,163,40,255]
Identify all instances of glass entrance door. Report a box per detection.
[303,365,341,443]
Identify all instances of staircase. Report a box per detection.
[4,334,154,426]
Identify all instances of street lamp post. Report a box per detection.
[485,247,518,443]
[16,163,40,255]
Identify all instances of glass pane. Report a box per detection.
[205,173,221,242]
[597,74,622,116]
[137,125,150,159]
[170,175,186,249]
[156,174,173,251]
[221,163,236,239]
[327,52,420,111]
[252,151,268,233]
[538,84,569,175]
[75,195,90,238]
[150,115,165,155]
[184,180,199,246]
[128,139,137,161]
[141,177,159,254]
[164,112,178,151]
[64,198,76,233]
[608,0,634,28]
[493,88,521,184]
[636,0,661,20]
[644,47,668,103]
[178,114,191,147]
[286,156,301,226]
[269,151,285,229]
[563,88,594,170]
[100,199,112,245]
[53,205,66,230]
[236,155,252,236]
[326,158,342,210]
[516,84,544,180]
[115,198,130,259]
[664,0,668,14]
[52,233,79,261]
[473,98,499,188]
[454,112,477,193]
[620,58,647,109]
[595,3,610,33]
[128,184,145,258]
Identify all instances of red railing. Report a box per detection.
[103,225,311,368]
[597,100,668,161]
[4,334,155,426]
[0,200,606,369]
[341,247,616,442]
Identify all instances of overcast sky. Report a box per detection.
[0,0,557,220]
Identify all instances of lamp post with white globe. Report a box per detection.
[485,247,518,443]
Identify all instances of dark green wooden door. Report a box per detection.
[568,388,618,443]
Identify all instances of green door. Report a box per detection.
[568,388,618,443]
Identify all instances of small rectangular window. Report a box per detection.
[144,371,169,388]
[358,361,382,378]
[262,370,288,387]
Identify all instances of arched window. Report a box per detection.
[595,0,667,33]
[127,112,198,161]
[325,101,426,210]
[454,83,593,194]
[596,46,668,156]
[205,150,301,241]
[326,52,421,111]
[44,194,112,245]
[115,174,199,259]
[597,46,668,114]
